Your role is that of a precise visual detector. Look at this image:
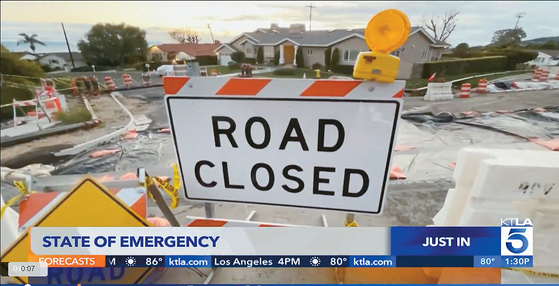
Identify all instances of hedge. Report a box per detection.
[0,86,35,120]
[421,56,507,79]
[332,65,354,75]
[273,69,296,76]
[134,56,219,71]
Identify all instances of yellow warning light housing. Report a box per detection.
[353,9,411,83]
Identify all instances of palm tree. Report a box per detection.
[17,33,46,54]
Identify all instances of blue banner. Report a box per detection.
[390,226,501,256]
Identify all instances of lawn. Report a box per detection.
[208,65,240,75]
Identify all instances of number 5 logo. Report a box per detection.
[506,228,529,254]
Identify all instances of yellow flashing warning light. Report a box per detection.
[353,9,411,83]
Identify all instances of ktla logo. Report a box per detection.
[501,218,533,256]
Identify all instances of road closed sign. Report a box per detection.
[164,77,404,214]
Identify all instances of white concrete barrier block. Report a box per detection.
[433,188,456,225]
[469,157,559,200]
[1,196,20,253]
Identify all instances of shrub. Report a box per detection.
[332,65,354,75]
[53,107,92,125]
[331,48,340,72]
[421,56,508,79]
[231,51,245,63]
[273,69,295,76]
[274,50,280,65]
[0,86,35,120]
[256,47,264,64]
[243,58,257,64]
[296,46,305,68]
[0,45,44,79]
[311,63,323,70]
[41,65,52,72]
[195,56,218,66]
[324,48,332,70]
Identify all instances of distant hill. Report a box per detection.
[522,36,559,44]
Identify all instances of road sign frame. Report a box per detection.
[166,92,402,214]
[0,177,153,284]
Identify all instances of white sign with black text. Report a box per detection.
[166,96,401,214]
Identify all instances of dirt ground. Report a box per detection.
[1,93,150,167]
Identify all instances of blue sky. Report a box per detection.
[1,1,558,53]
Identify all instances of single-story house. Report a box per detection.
[215,24,450,79]
[147,42,222,62]
[19,52,87,69]
[527,50,559,66]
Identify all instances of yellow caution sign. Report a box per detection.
[0,181,33,219]
[0,177,153,284]
[353,9,410,83]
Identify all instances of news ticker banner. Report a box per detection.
[4,284,555,286]
[24,224,533,268]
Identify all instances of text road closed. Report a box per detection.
[167,97,400,214]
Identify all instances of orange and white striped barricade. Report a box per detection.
[104,76,116,90]
[539,70,550,82]
[185,216,311,227]
[476,78,487,93]
[163,76,404,217]
[532,69,542,82]
[211,69,217,76]
[70,78,77,95]
[142,73,151,87]
[12,98,40,123]
[459,83,471,98]
[75,76,87,93]
[122,73,133,89]
[556,72,559,80]
[89,75,100,96]
[17,186,148,232]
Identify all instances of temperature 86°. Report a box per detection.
[330,257,349,266]
[145,257,164,266]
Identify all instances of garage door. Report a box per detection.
[220,54,232,66]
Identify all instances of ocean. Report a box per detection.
[1,40,78,53]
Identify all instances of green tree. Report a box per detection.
[331,48,340,72]
[17,33,46,54]
[491,28,527,47]
[256,47,264,64]
[231,51,245,63]
[452,43,469,58]
[324,48,332,70]
[295,46,304,68]
[78,23,148,67]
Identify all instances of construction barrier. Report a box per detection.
[459,83,471,98]
[424,82,453,101]
[173,65,187,76]
[104,76,116,90]
[70,78,77,95]
[185,216,307,227]
[142,73,151,87]
[476,78,487,93]
[89,75,100,96]
[122,73,133,89]
[540,70,550,82]
[211,69,217,76]
[556,73,559,80]
[433,148,559,281]
[532,69,542,82]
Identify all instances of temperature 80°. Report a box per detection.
[480,257,496,265]
[330,257,348,266]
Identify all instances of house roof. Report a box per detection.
[230,26,450,48]
[37,52,84,61]
[539,50,559,58]
[152,43,221,57]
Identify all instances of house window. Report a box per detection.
[245,43,254,56]
[422,50,428,61]
[307,49,312,56]
[50,59,59,64]
[264,46,274,57]
[343,50,360,62]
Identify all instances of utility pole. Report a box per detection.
[514,12,526,29]
[306,3,315,31]
[61,22,75,69]
[207,24,215,43]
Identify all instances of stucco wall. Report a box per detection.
[331,36,369,65]
[302,47,327,68]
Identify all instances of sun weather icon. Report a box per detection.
[310,256,321,267]
[125,257,136,267]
